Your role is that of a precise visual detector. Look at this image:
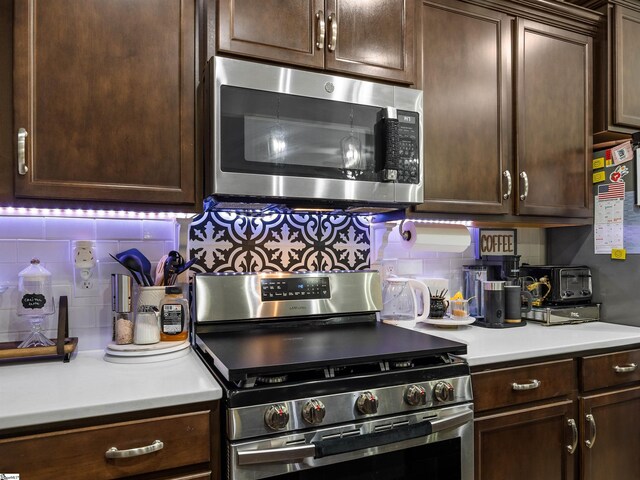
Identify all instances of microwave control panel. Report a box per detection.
[261,277,331,301]
[376,110,420,184]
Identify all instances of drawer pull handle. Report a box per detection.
[585,414,597,449]
[327,13,337,52]
[567,418,578,454]
[105,439,164,459]
[613,363,637,373]
[511,379,541,391]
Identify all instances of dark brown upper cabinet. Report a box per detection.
[515,20,592,217]
[13,0,198,206]
[416,0,513,215]
[574,0,640,133]
[217,0,415,84]
[416,0,596,220]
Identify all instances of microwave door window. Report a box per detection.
[219,86,380,181]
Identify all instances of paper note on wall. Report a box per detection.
[594,182,625,254]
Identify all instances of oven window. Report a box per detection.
[219,86,382,181]
[276,439,461,480]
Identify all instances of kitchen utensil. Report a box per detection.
[110,254,143,286]
[155,255,169,285]
[116,249,154,286]
[111,274,134,344]
[380,277,430,325]
[505,285,533,324]
[119,254,152,287]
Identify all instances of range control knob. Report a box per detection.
[356,391,379,415]
[404,384,427,406]
[433,382,455,402]
[264,404,289,431]
[302,399,326,425]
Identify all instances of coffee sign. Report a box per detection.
[477,229,517,257]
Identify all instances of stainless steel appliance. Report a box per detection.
[207,56,423,213]
[519,265,593,305]
[522,303,601,326]
[192,271,473,480]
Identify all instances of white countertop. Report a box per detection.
[402,321,640,367]
[0,348,222,430]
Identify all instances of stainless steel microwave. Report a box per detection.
[207,56,423,213]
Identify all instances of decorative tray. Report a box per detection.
[0,296,77,362]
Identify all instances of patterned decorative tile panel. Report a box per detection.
[188,212,370,273]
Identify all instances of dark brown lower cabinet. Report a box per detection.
[579,386,640,480]
[475,399,577,480]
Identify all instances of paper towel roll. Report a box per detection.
[387,221,471,253]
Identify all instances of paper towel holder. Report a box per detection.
[398,219,412,241]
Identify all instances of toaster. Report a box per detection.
[519,265,592,305]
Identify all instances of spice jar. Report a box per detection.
[134,305,160,344]
[112,274,134,345]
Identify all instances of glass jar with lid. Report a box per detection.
[17,258,55,348]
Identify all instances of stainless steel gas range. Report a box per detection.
[192,271,473,480]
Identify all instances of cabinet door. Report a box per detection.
[580,386,640,480]
[613,5,640,128]
[324,0,415,84]
[218,0,324,69]
[475,400,577,480]
[415,0,513,214]
[13,0,196,205]
[516,19,592,217]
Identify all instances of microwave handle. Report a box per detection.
[377,107,399,182]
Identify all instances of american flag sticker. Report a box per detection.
[598,182,625,200]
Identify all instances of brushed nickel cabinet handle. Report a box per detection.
[567,418,578,454]
[511,379,540,391]
[327,13,337,52]
[585,414,597,449]
[503,170,512,199]
[519,171,529,201]
[315,11,325,49]
[17,127,28,175]
[613,363,637,373]
[520,172,529,200]
[105,439,164,459]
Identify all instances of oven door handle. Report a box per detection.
[315,410,473,459]
[237,409,474,465]
[237,444,317,466]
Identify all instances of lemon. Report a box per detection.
[451,291,464,300]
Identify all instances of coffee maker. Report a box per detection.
[482,254,521,285]
[463,254,526,328]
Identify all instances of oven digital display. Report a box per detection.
[261,277,330,301]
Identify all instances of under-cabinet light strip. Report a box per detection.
[0,206,194,220]
[393,219,473,227]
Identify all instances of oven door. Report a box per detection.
[211,56,423,207]
[229,403,473,480]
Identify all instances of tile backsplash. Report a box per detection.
[0,216,179,350]
[188,212,370,272]
[0,212,547,352]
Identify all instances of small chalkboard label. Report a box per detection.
[21,293,47,310]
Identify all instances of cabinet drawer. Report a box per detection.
[580,348,640,391]
[472,359,576,412]
[0,411,210,479]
